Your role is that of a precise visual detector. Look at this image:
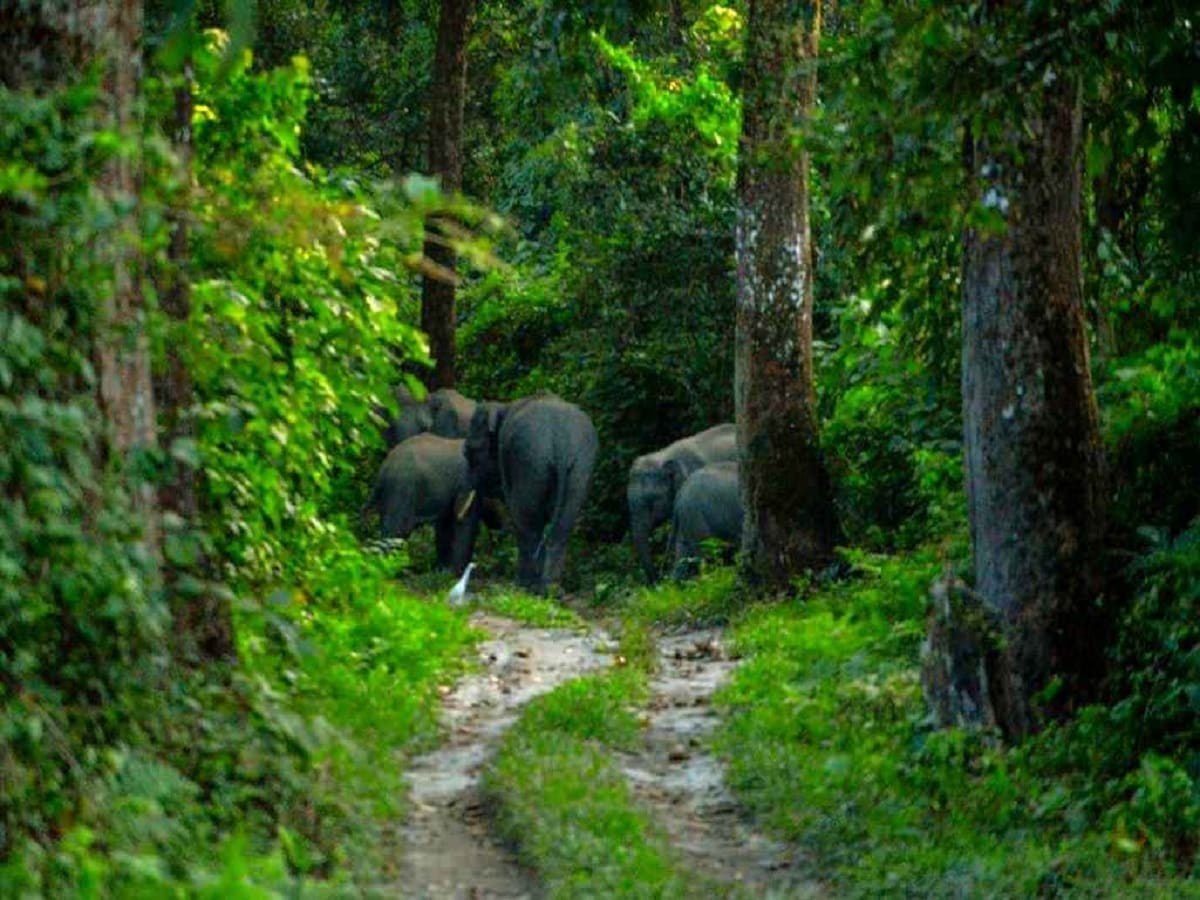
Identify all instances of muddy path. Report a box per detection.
[396,613,820,898]
[397,613,613,899]
[617,629,824,898]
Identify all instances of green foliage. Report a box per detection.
[1099,336,1200,540]
[716,543,1200,896]
[0,70,171,867]
[619,566,738,629]
[0,31,484,895]
[821,298,964,550]
[457,8,743,539]
[185,30,428,582]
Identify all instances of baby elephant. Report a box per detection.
[627,423,737,583]
[671,461,743,579]
[363,433,480,574]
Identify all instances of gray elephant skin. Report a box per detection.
[382,385,477,447]
[363,433,480,573]
[671,461,743,578]
[465,395,598,593]
[627,423,737,582]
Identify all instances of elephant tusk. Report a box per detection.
[456,490,477,521]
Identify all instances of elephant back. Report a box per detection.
[501,396,597,463]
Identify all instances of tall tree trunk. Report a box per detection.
[734,0,838,591]
[420,0,475,390]
[962,74,1107,739]
[2,0,157,551]
[87,0,161,556]
[157,55,235,662]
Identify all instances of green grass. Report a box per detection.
[714,546,1200,898]
[231,539,482,885]
[485,668,719,899]
[479,588,589,629]
[619,566,740,629]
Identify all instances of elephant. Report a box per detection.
[465,394,598,593]
[671,461,743,579]
[381,385,477,447]
[363,433,482,573]
[627,423,738,582]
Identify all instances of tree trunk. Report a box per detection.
[1,0,159,547]
[962,74,1107,739]
[734,0,838,591]
[668,0,685,47]
[420,0,475,390]
[157,55,236,662]
[84,0,161,558]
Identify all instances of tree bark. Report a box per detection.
[1,0,158,548]
[420,0,475,390]
[734,0,838,591]
[962,73,1107,739]
[80,0,161,561]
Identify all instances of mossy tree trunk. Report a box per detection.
[962,65,1108,739]
[420,0,475,390]
[734,0,838,591]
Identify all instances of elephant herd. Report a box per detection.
[362,385,743,593]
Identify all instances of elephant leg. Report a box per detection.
[381,505,414,541]
[514,526,543,592]
[541,436,597,588]
[671,515,700,581]
[539,465,589,589]
[434,515,456,571]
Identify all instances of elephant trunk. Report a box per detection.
[630,514,658,584]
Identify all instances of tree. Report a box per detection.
[156,34,236,662]
[961,55,1107,739]
[420,0,476,389]
[734,0,838,590]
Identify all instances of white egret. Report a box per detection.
[447,562,476,607]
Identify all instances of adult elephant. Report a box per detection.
[671,461,743,579]
[381,385,477,447]
[465,395,598,593]
[627,423,737,582]
[363,433,481,573]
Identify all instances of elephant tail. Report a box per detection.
[544,441,597,552]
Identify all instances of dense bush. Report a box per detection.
[0,31,484,894]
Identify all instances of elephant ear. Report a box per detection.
[665,458,690,495]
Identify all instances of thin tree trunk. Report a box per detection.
[668,0,684,47]
[962,73,1107,739]
[734,0,838,591]
[157,55,235,662]
[420,0,475,390]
